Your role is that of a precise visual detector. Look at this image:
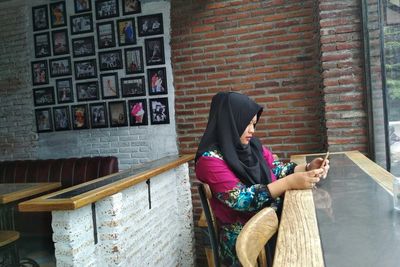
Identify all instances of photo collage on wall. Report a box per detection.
[31,0,170,133]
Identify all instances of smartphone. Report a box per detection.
[320,151,330,168]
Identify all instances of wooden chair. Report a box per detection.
[236,207,279,267]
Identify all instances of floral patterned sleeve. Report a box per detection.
[272,160,297,179]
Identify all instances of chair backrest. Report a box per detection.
[198,182,220,267]
[236,207,279,267]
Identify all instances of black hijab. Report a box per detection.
[195,92,272,186]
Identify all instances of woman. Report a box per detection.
[195,92,329,266]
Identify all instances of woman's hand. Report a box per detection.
[285,168,324,190]
[308,158,330,179]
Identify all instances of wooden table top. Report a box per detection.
[0,183,61,204]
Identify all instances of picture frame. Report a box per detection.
[35,108,53,133]
[34,32,51,58]
[95,0,119,20]
[123,0,141,15]
[137,13,163,37]
[70,13,93,35]
[74,59,97,80]
[149,98,170,125]
[145,37,165,66]
[89,102,108,128]
[32,5,49,31]
[71,104,89,130]
[33,87,55,106]
[121,76,145,97]
[128,99,148,126]
[108,101,128,127]
[49,57,72,77]
[117,18,136,46]
[52,29,69,56]
[72,36,95,58]
[100,73,119,99]
[76,81,99,102]
[50,1,67,28]
[74,0,92,13]
[56,78,74,103]
[31,60,49,86]
[96,21,116,49]
[147,67,168,95]
[98,50,123,71]
[53,106,71,131]
[124,47,144,74]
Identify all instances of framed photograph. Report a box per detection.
[128,99,147,126]
[137,13,163,37]
[76,81,99,102]
[100,73,119,99]
[149,98,170,125]
[121,76,145,97]
[124,47,144,74]
[31,60,49,86]
[35,108,53,133]
[145,37,165,66]
[108,101,127,127]
[34,32,51,58]
[50,1,67,28]
[96,21,116,49]
[53,106,71,131]
[32,5,49,31]
[72,36,95,58]
[95,0,119,20]
[49,57,72,77]
[33,87,55,106]
[71,104,89,130]
[74,0,92,13]
[89,102,108,128]
[74,59,97,80]
[117,18,136,46]
[98,50,123,71]
[147,67,168,95]
[52,29,69,56]
[70,13,93,35]
[123,0,141,15]
[56,78,74,103]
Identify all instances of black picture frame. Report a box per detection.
[52,29,70,56]
[72,36,95,58]
[97,21,116,49]
[117,18,136,46]
[147,67,168,95]
[123,0,141,15]
[49,56,72,77]
[124,47,144,74]
[89,102,108,128]
[35,108,53,133]
[74,0,92,13]
[34,32,51,58]
[100,73,119,99]
[70,13,93,35]
[98,50,123,71]
[128,99,148,126]
[108,101,128,127]
[31,60,49,86]
[50,1,67,28]
[137,13,163,37]
[71,104,89,130]
[33,87,55,106]
[76,81,99,102]
[56,78,74,103]
[149,98,170,125]
[32,5,49,31]
[53,106,71,131]
[74,59,97,80]
[145,37,165,66]
[95,0,119,20]
[121,76,145,97]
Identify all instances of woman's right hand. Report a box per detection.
[285,169,324,190]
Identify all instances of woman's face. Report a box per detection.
[240,115,257,145]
